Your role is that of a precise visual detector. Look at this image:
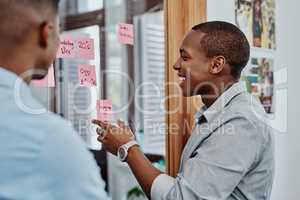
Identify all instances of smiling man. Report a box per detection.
[93,21,274,200]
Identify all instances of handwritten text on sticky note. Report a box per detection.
[57,36,76,58]
[97,100,113,122]
[76,38,95,60]
[78,65,97,87]
[56,35,95,60]
[118,23,134,45]
[32,65,55,87]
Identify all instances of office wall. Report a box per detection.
[270,0,300,199]
[207,0,300,199]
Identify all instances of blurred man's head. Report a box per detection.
[173,21,250,99]
[0,0,60,80]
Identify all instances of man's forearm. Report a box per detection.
[126,146,162,198]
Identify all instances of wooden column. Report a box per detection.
[164,0,207,177]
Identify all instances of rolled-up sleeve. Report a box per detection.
[151,118,261,200]
[151,174,175,200]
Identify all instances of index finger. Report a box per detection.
[117,119,126,129]
[92,119,109,129]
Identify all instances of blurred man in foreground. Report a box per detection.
[0,1,107,199]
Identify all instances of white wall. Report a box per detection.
[207,0,300,199]
[271,0,300,199]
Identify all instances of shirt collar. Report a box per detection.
[0,67,28,89]
[194,105,207,124]
[195,82,246,123]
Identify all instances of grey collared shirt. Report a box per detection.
[151,82,274,200]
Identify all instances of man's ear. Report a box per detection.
[39,22,53,48]
[209,55,226,75]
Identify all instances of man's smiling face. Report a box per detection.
[173,30,213,97]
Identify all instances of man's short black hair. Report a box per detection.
[40,0,60,12]
[49,0,60,12]
[16,0,60,12]
[0,0,60,49]
[0,0,60,12]
[192,21,250,79]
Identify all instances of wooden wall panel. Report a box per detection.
[164,0,207,177]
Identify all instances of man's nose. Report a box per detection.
[173,59,181,70]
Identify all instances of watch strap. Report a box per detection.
[119,140,139,162]
[123,140,139,151]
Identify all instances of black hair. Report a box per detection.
[0,0,60,48]
[192,21,250,79]
[49,0,60,12]
[22,0,60,12]
[0,0,60,19]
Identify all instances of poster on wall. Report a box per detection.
[235,0,276,49]
[241,56,274,114]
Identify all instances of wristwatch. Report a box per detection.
[117,140,139,162]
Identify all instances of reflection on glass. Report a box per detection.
[104,1,165,200]
[57,1,166,199]
[77,0,103,13]
[57,25,101,150]
[105,0,127,122]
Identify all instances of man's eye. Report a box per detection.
[182,57,188,61]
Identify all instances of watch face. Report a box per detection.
[118,147,127,161]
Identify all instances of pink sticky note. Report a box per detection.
[56,35,76,58]
[32,65,55,87]
[76,37,95,60]
[117,23,134,45]
[78,64,97,87]
[97,100,113,122]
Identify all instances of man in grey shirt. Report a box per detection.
[93,21,274,199]
[0,0,107,199]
